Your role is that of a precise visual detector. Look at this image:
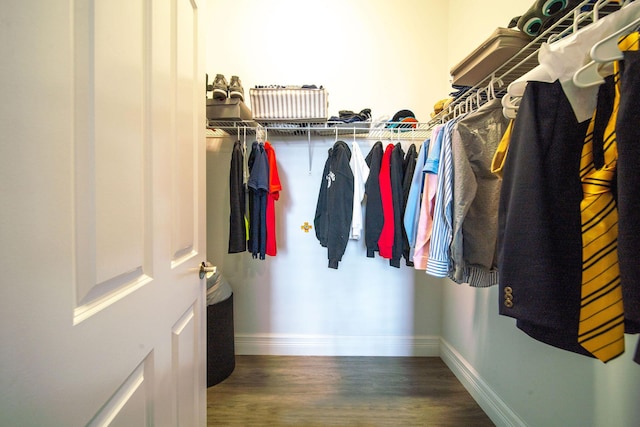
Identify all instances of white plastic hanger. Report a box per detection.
[502,95,520,120]
[452,103,462,119]
[573,16,640,88]
[501,55,562,119]
[256,125,267,143]
[243,126,247,153]
[573,60,615,88]
[464,94,474,115]
[501,86,521,119]
[475,86,487,107]
[590,16,640,62]
[486,76,499,103]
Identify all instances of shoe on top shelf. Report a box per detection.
[212,74,228,101]
[228,75,244,102]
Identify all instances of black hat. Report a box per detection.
[387,109,418,129]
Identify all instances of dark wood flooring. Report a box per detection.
[207,355,495,426]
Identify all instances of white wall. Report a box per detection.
[205,0,450,356]
[206,0,452,122]
[446,0,525,67]
[205,0,640,426]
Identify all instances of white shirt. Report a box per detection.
[349,141,370,240]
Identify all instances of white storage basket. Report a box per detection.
[250,87,328,121]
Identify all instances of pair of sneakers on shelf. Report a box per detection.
[210,74,244,102]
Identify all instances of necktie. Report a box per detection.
[577,61,624,362]
[490,119,513,179]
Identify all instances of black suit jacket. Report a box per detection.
[498,80,593,357]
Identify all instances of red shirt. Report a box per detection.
[377,144,395,259]
[264,142,281,256]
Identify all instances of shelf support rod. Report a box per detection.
[308,125,312,174]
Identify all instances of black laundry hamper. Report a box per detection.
[206,273,235,387]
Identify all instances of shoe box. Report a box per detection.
[449,27,531,87]
[206,98,252,122]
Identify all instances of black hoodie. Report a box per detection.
[364,141,384,257]
[314,141,354,269]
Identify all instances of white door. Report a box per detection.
[0,1,207,426]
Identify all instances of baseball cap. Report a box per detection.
[386,109,418,129]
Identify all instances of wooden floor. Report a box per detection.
[207,356,495,426]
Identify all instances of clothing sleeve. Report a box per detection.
[424,126,443,174]
[314,149,332,248]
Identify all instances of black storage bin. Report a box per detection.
[206,293,235,387]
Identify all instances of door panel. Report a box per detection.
[172,0,199,265]
[172,305,200,427]
[93,0,146,290]
[74,0,152,319]
[87,357,153,427]
[0,0,206,425]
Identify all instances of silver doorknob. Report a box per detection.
[199,262,216,279]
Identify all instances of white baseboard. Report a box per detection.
[439,339,526,427]
[234,333,440,357]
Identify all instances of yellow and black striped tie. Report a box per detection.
[577,61,624,362]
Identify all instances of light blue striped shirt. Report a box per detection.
[426,117,460,277]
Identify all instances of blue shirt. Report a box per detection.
[426,117,460,277]
[403,138,430,259]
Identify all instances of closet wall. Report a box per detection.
[205,0,640,426]
[205,0,455,356]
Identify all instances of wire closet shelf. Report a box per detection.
[206,119,434,141]
[429,0,628,126]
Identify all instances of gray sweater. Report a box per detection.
[449,98,508,287]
